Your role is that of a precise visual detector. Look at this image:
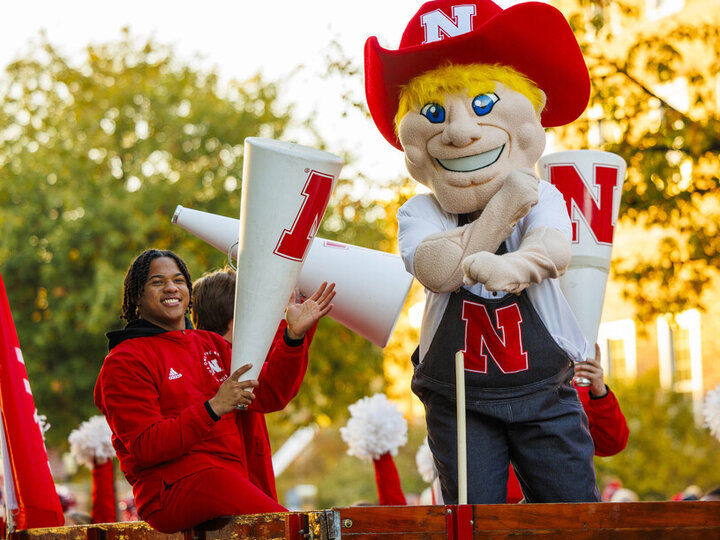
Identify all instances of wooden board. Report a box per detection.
[330,502,720,539]
[9,512,298,540]
[10,502,720,540]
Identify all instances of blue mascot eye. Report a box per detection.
[472,93,499,116]
[420,103,446,123]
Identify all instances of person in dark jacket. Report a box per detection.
[94,249,333,533]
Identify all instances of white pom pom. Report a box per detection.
[415,437,437,483]
[68,415,115,469]
[702,383,720,442]
[340,394,408,462]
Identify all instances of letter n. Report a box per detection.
[420,5,476,43]
[274,170,334,261]
[461,301,529,374]
[548,163,619,245]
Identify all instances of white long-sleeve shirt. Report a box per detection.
[398,180,589,365]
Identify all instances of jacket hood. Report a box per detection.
[106,317,194,351]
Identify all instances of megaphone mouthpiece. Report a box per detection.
[172,205,184,224]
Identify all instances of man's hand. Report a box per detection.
[574,344,608,398]
[207,364,259,416]
[285,281,336,340]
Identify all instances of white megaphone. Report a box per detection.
[538,150,627,383]
[172,205,414,349]
[228,137,342,379]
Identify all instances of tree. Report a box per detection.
[552,0,720,322]
[0,31,392,446]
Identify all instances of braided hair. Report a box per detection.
[120,249,193,323]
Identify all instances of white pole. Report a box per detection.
[271,425,318,476]
[455,350,467,505]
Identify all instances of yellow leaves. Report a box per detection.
[53,286,67,298]
[35,287,48,309]
[316,414,332,428]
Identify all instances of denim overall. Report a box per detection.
[412,242,600,504]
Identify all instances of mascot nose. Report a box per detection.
[441,110,482,147]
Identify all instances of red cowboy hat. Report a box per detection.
[364,0,591,150]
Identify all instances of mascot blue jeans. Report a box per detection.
[411,285,601,504]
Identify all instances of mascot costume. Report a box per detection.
[364,0,601,503]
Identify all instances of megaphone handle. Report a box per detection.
[227,241,239,270]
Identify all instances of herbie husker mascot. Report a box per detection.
[364,0,601,503]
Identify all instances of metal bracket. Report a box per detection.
[306,509,339,539]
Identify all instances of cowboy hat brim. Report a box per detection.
[365,1,590,150]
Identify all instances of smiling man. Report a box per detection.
[364,0,600,504]
[94,249,334,532]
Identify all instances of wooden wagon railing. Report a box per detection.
[11,501,720,540]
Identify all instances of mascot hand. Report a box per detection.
[462,252,528,294]
[462,227,570,294]
[493,168,539,226]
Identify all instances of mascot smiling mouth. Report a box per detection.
[437,144,505,172]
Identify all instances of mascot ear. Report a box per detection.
[536,89,548,120]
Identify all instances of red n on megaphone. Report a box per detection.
[538,150,627,360]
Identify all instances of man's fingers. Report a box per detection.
[240,390,256,401]
[319,284,336,304]
[579,360,601,371]
[230,364,253,381]
[309,281,329,301]
[575,365,601,378]
[319,290,336,309]
[233,389,256,404]
[238,379,259,390]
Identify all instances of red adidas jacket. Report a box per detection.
[94,320,311,519]
[577,385,629,457]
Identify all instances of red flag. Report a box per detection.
[0,272,64,529]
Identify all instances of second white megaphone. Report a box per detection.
[172,205,414,349]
